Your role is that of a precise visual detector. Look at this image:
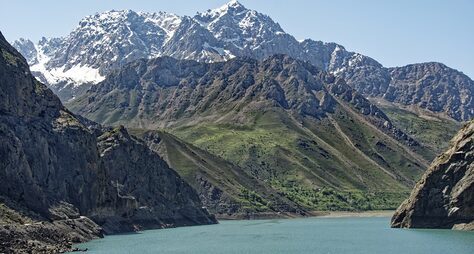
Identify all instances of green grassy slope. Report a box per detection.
[378,104,461,155]
[129,129,303,215]
[170,105,425,211]
[82,101,437,212]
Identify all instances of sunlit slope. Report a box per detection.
[70,55,435,211]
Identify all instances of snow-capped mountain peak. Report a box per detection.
[12,2,358,102]
[226,0,245,8]
[203,0,247,19]
[12,3,303,101]
[13,10,188,98]
[194,0,286,51]
[11,1,473,121]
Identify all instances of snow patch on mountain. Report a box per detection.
[140,12,182,42]
[50,66,104,85]
[203,42,235,59]
[31,49,104,86]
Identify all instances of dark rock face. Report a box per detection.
[333,60,474,121]
[0,31,215,253]
[93,126,215,234]
[391,121,474,230]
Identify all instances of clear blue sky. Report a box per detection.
[0,0,472,78]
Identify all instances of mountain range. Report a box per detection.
[7,0,470,217]
[12,1,474,121]
[2,1,472,245]
[68,54,434,214]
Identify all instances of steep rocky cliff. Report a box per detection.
[391,121,474,230]
[0,31,215,253]
[93,126,216,233]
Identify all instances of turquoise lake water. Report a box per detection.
[75,217,474,253]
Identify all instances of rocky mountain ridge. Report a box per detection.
[68,54,419,148]
[13,1,473,121]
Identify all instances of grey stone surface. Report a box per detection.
[392,121,474,230]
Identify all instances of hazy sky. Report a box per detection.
[0,0,472,78]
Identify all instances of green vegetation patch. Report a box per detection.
[380,105,461,154]
[1,48,20,66]
[271,179,408,211]
[171,110,299,178]
[237,188,270,212]
[169,108,417,211]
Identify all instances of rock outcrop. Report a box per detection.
[0,206,102,253]
[0,31,215,253]
[342,62,474,121]
[93,126,216,233]
[391,121,474,230]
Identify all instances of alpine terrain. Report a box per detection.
[68,54,434,215]
[45,1,470,218]
[5,0,473,233]
[12,1,473,124]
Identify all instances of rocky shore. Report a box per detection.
[0,218,101,253]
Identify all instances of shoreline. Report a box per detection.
[215,210,395,221]
[313,210,395,218]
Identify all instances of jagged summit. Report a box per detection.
[79,9,182,40]
[207,0,247,15]
[227,0,245,7]
[194,0,286,50]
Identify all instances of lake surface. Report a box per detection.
[75,217,474,254]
